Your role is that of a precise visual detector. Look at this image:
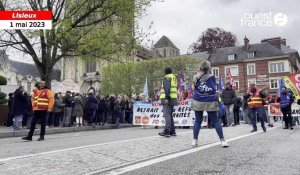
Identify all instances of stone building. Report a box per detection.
[153,35,180,57]
[0,50,60,94]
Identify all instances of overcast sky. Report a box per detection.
[138,0,300,54]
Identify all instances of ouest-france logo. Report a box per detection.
[241,12,288,27]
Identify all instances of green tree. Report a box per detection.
[101,56,202,97]
[0,0,153,87]
[0,75,7,104]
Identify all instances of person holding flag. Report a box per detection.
[277,86,295,130]
[245,82,267,133]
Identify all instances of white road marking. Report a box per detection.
[0,131,192,162]
[74,132,83,136]
[103,126,281,175]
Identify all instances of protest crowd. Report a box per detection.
[4,60,300,144]
[6,85,150,130]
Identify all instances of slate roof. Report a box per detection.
[8,60,61,81]
[136,47,162,60]
[189,51,210,60]
[154,35,179,50]
[203,42,298,65]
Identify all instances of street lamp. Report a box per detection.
[82,73,88,81]
[95,71,100,81]
[82,72,101,95]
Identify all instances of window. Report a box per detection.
[269,78,280,89]
[212,67,219,77]
[247,52,255,58]
[247,79,256,87]
[228,54,235,61]
[247,63,256,75]
[269,62,286,73]
[225,66,239,76]
[86,61,96,73]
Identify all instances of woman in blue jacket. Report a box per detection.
[191,61,229,148]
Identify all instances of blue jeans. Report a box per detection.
[249,107,265,130]
[193,111,224,141]
[13,115,23,129]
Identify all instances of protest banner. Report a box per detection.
[268,103,300,117]
[133,100,208,126]
[283,73,300,99]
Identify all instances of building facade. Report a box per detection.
[0,50,61,94]
[60,35,180,94]
[201,37,300,94]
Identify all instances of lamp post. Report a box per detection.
[82,71,101,95]
[95,71,101,95]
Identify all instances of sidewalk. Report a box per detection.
[0,124,135,139]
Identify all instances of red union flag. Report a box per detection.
[0,11,52,29]
[283,72,300,99]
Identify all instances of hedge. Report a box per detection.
[0,75,7,85]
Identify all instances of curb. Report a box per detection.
[0,124,136,139]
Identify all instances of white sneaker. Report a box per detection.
[192,139,198,147]
[221,141,229,148]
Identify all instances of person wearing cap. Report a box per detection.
[245,82,266,132]
[22,80,54,141]
[158,67,178,137]
[191,61,229,148]
[277,86,294,130]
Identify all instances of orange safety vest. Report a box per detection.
[37,89,50,110]
[32,89,39,110]
[32,88,54,111]
[248,89,262,108]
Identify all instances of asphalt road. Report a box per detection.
[0,123,299,175]
[119,127,300,175]
[0,126,168,158]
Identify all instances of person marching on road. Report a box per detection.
[158,67,178,137]
[191,61,229,148]
[245,82,266,133]
[277,86,295,130]
[22,80,54,141]
[221,82,237,127]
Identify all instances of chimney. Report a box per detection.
[261,37,286,49]
[244,35,249,51]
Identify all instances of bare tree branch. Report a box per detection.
[70,0,106,28]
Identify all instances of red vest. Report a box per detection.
[35,89,50,110]
[247,89,262,108]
